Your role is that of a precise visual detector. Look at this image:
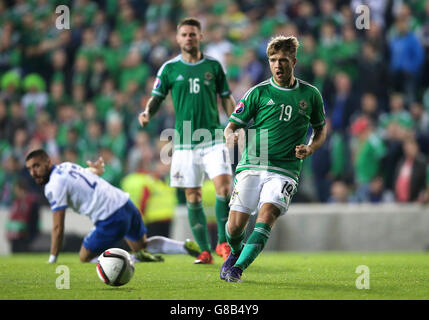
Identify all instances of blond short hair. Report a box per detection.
[266,35,299,57]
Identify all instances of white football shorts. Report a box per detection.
[170,143,232,188]
[229,170,297,216]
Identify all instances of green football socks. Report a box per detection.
[235,222,271,271]
[215,195,230,244]
[187,201,211,252]
[225,222,245,255]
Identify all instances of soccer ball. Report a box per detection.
[96,248,135,286]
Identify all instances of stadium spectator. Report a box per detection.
[333,24,361,80]
[0,155,24,206]
[419,1,429,87]
[357,41,389,108]
[0,70,20,105]
[351,92,381,125]
[21,73,48,120]
[0,100,8,143]
[101,112,127,161]
[55,103,83,151]
[62,146,80,164]
[378,93,414,190]
[87,55,109,98]
[6,179,40,252]
[5,101,28,145]
[349,116,386,202]
[310,58,334,103]
[10,127,30,165]
[317,20,340,73]
[328,179,354,203]
[296,33,318,81]
[47,48,71,94]
[327,71,358,133]
[367,176,394,203]
[126,131,152,174]
[47,80,70,118]
[99,146,123,188]
[205,24,232,70]
[388,14,425,104]
[79,119,102,161]
[419,166,429,204]
[0,20,21,73]
[312,119,348,202]
[393,136,427,202]
[409,101,429,155]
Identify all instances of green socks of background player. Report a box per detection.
[187,196,230,253]
[226,222,271,271]
[187,201,211,252]
[215,195,230,243]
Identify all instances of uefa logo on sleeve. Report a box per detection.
[153,78,161,89]
[234,101,245,114]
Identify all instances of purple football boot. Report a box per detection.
[220,251,241,280]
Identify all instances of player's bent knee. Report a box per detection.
[79,254,91,263]
[216,186,231,198]
[185,188,202,203]
[213,175,232,197]
[79,246,96,263]
[257,203,281,227]
[227,210,249,235]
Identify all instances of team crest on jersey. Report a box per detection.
[153,78,161,89]
[173,171,183,181]
[234,101,245,114]
[204,72,213,80]
[298,99,308,115]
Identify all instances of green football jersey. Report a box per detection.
[152,54,231,149]
[229,77,326,182]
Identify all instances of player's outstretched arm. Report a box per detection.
[295,125,327,160]
[86,157,105,176]
[47,209,66,264]
[138,95,163,127]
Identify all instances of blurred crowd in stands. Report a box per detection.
[1,0,429,217]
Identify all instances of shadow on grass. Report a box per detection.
[93,286,139,292]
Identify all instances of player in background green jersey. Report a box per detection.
[138,18,236,264]
[220,36,327,282]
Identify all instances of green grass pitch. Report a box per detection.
[1,251,428,300]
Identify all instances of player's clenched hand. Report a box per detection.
[86,157,105,176]
[138,111,150,127]
[224,127,240,147]
[295,144,313,160]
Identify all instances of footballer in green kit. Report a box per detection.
[151,54,231,149]
[220,36,327,282]
[139,18,236,264]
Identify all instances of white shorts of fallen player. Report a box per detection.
[229,170,298,216]
[170,143,232,188]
